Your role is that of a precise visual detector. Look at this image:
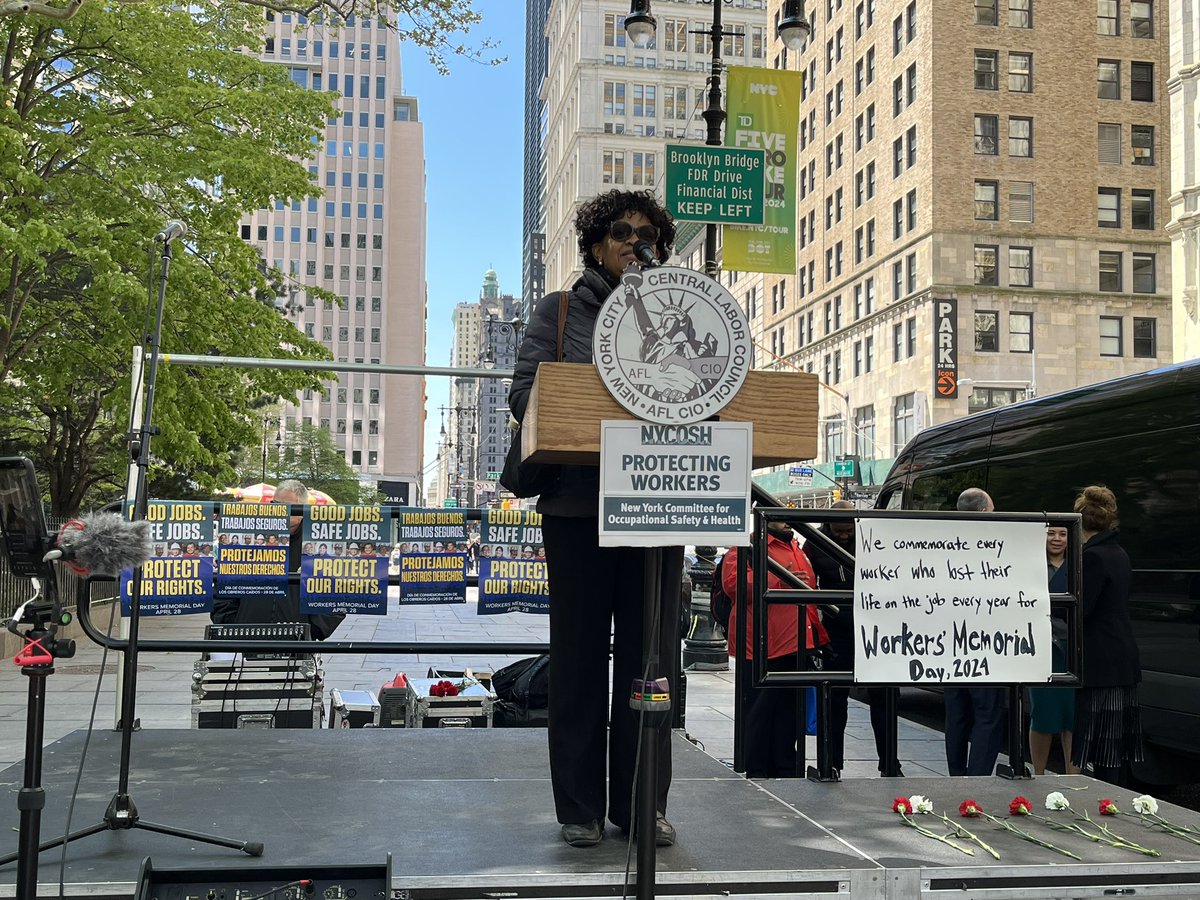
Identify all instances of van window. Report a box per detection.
[878,486,905,509]
[910,468,990,510]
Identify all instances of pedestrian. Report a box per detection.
[722,515,829,779]
[508,188,682,849]
[943,487,1007,776]
[805,500,898,776]
[1071,485,1142,784]
[1028,524,1078,775]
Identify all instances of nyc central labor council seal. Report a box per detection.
[593,265,751,425]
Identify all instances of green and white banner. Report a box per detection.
[722,66,802,274]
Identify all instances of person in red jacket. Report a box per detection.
[723,519,829,778]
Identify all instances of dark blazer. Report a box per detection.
[1079,529,1140,687]
[804,524,856,657]
[509,267,618,517]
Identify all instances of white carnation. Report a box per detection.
[1132,795,1159,815]
[1045,791,1070,810]
[910,794,934,814]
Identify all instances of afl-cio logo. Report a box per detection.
[593,264,751,425]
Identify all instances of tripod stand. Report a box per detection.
[0,237,261,879]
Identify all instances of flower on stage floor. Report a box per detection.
[1123,794,1200,846]
[937,799,998,859]
[948,797,1077,860]
[1036,792,1159,857]
[1099,798,1119,816]
[890,797,975,856]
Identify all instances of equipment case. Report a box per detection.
[406,677,494,728]
[192,654,324,729]
[329,688,381,728]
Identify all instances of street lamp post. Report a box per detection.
[260,415,281,484]
[626,0,810,276]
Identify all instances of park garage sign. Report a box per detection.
[593,265,751,426]
[934,298,958,399]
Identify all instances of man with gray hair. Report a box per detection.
[943,487,1004,775]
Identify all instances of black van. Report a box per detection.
[875,359,1200,784]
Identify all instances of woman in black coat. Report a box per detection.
[508,189,682,848]
[1070,484,1143,784]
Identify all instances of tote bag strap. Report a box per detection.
[554,291,569,362]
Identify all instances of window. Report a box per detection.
[604,81,626,116]
[1132,125,1155,165]
[975,310,999,351]
[1099,251,1122,291]
[1099,316,1123,355]
[975,114,998,154]
[893,198,904,237]
[975,180,999,220]
[968,386,1028,413]
[1009,181,1034,222]
[1098,60,1120,99]
[1132,1,1153,37]
[1098,123,1122,164]
[975,0,998,25]
[1132,252,1155,292]
[975,50,998,89]
[1133,317,1156,356]
[975,245,999,285]
[1008,116,1032,157]
[1097,0,1119,34]
[1009,0,1032,27]
[894,394,916,455]
[1008,52,1032,91]
[604,13,626,47]
[854,406,876,458]
[1131,62,1154,101]
[906,124,917,166]
[824,417,845,460]
[603,150,625,183]
[1098,187,1121,227]
[906,253,917,293]
[1132,189,1154,229]
[1009,246,1033,286]
[1009,311,1033,351]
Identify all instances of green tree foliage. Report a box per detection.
[274,422,366,506]
[0,0,342,514]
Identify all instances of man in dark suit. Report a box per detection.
[943,487,1006,776]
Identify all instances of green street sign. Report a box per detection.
[664,144,766,225]
[834,459,855,478]
[486,471,501,481]
[442,498,459,508]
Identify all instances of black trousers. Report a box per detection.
[944,686,1007,776]
[829,686,895,771]
[743,654,803,778]
[542,515,683,829]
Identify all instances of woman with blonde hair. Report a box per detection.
[1071,485,1142,785]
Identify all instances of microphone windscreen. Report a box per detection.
[57,513,153,575]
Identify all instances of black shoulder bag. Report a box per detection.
[498,291,569,499]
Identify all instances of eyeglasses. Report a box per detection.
[608,220,660,243]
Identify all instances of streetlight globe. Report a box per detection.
[778,0,812,51]
[624,1,656,47]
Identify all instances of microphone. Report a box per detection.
[45,513,153,576]
[633,239,660,268]
[153,220,187,243]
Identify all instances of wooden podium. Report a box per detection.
[519,362,819,466]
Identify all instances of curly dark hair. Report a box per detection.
[575,189,675,270]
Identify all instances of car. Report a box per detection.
[875,359,1200,784]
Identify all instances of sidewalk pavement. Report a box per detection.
[0,590,952,779]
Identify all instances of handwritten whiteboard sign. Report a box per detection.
[854,518,1051,684]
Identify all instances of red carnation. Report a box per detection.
[1009,796,1032,816]
[959,799,983,818]
[1099,798,1119,816]
[892,797,911,815]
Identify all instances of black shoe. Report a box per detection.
[655,814,676,847]
[561,820,603,847]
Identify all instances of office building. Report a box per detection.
[764,0,1172,466]
[243,10,427,503]
[540,0,771,292]
[524,0,553,320]
[1168,0,1200,360]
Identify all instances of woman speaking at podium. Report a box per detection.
[508,189,683,849]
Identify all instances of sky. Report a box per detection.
[401,1,526,498]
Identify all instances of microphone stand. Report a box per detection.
[0,237,262,874]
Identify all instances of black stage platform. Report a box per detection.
[3,730,1200,899]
